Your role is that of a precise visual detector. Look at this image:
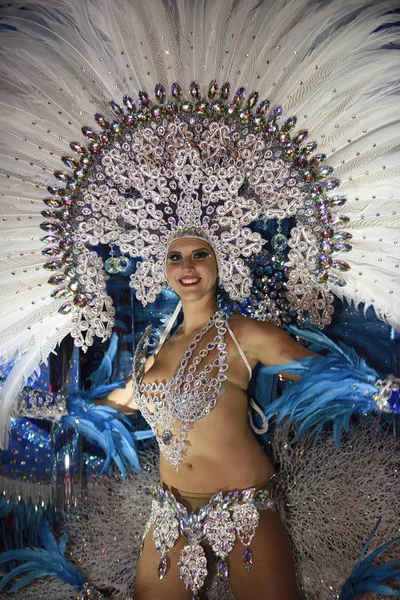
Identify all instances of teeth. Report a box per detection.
[180,277,200,284]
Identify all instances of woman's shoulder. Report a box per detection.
[227,312,283,351]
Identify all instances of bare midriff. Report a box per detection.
[158,380,275,494]
[139,314,275,494]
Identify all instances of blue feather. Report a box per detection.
[0,521,86,592]
[340,518,400,599]
[87,333,119,386]
[259,327,383,445]
[62,392,141,474]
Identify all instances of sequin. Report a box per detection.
[145,485,274,596]
[133,311,228,469]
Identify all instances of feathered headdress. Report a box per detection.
[0,0,399,447]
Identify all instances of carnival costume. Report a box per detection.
[0,0,400,599]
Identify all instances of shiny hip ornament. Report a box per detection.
[144,486,275,599]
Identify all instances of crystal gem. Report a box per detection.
[158,555,168,579]
[242,546,253,570]
[271,253,285,270]
[271,233,288,251]
[116,256,131,272]
[171,82,183,99]
[104,257,119,274]
[217,559,229,581]
[162,430,173,445]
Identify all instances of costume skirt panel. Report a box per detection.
[16,420,398,600]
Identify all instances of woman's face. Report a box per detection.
[166,238,218,302]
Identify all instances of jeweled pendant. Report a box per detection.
[116,256,131,272]
[51,288,70,299]
[315,165,334,179]
[48,273,66,286]
[42,245,61,257]
[81,126,98,140]
[40,222,62,234]
[58,301,74,314]
[158,555,168,579]
[333,231,353,241]
[282,115,297,131]
[309,153,327,167]
[268,106,282,121]
[61,156,80,170]
[94,113,109,129]
[139,90,151,108]
[44,259,63,271]
[271,233,288,251]
[293,129,309,144]
[43,196,65,208]
[47,185,64,196]
[304,141,318,154]
[332,260,350,272]
[217,559,228,581]
[242,546,253,570]
[233,87,246,106]
[329,195,347,207]
[321,179,341,191]
[104,257,119,274]
[162,430,173,445]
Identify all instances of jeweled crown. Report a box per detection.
[41,81,351,350]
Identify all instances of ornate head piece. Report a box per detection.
[42,82,351,350]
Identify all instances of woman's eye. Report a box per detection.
[167,253,182,262]
[193,251,211,260]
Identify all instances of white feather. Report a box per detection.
[0,0,399,448]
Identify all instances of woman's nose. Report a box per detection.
[182,256,195,270]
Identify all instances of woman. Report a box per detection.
[105,235,316,600]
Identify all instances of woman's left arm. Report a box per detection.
[233,316,318,379]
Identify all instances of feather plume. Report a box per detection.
[261,326,383,445]
[0,520,86,592]
[64,389,143,475]
[0,0,399,450]
[339,518,400,599]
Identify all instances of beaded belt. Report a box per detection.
[141,485,275,599]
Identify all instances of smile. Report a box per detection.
[178,277,201,287]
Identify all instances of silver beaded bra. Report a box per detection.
[132,311,229,470]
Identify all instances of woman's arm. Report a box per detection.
[92,355,155,413]
[231,315,318,379]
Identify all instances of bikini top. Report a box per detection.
[132,310,265,471]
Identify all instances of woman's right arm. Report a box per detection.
[97,377,138,414]
[92,355,155,414]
